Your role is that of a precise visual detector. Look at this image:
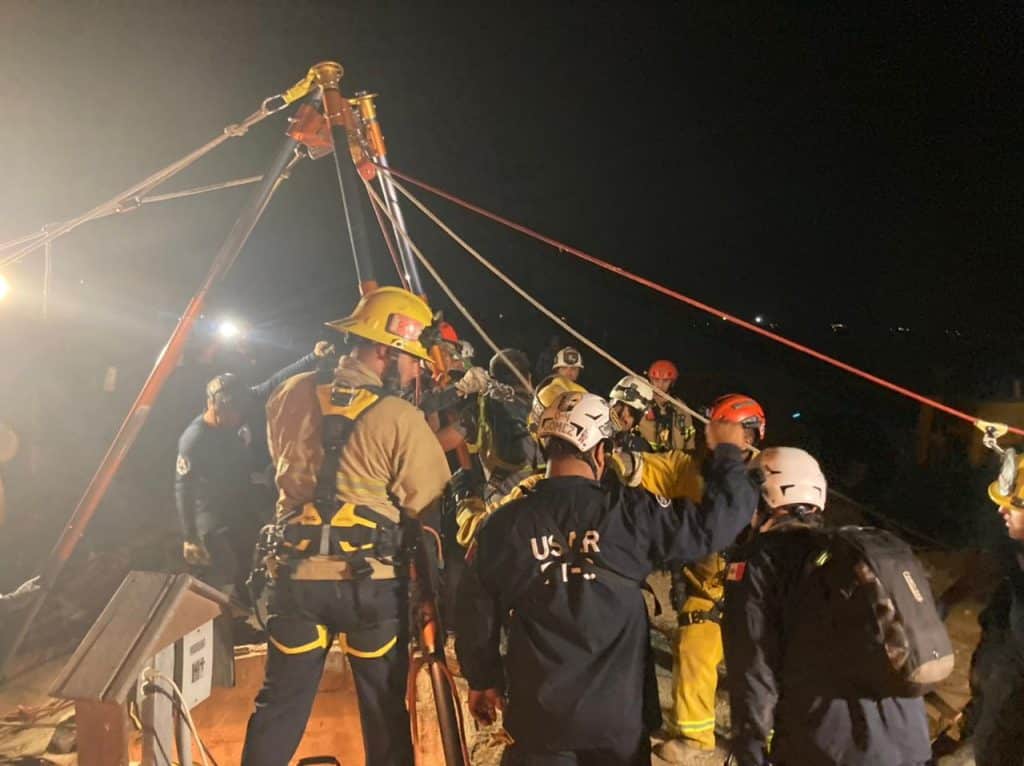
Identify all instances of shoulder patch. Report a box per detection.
[726,562,746,582]
[654,494,671,508]
[176,454,191,476]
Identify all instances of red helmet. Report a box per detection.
[706,393,766,440]
[647,359,679,383]
[438,321,459,344]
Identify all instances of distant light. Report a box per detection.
[217,319,242,340]
[792,411,802,420]
[0,275,9,301]
[721,315,727,320]
[755,315,764,324]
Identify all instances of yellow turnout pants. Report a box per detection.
[668,595,723,750]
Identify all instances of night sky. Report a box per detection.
[1,2,1023,566]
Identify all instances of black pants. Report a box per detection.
[964,581,1024,766]
[500,738,650,766]
[241,578,411,766]
[196,518,260,599]
[969,633,1024,765]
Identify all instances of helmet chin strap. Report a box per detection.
[583,440,610,480]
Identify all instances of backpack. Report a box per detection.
[787,525,954,699]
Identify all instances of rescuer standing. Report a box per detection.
[640,359,696,453]
[655,394,766,763]
[455,391,757,765]
[240,286,451,766]
[723,447,932,766]
[175,344,329,596]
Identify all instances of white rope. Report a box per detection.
[380,171,706,424]
[362,181,533,394]
[143,668,213,766]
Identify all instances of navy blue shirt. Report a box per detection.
[174,352,317,540]
[455,444,757,751]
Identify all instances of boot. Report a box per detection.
[654,738,720,764]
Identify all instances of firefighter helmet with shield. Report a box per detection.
[552,346,584,370]
[325,286,434,362]
[609,375,655,413]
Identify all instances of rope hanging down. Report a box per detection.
[361,181,532,395]
[376,165,1023,439]
[380,175,707,424]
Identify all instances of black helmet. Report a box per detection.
[489,348,531,386]
[206,373,247,411]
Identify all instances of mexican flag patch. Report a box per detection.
[726,562,746,581]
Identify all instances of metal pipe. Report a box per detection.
[311,61,379,294]
[0,102,313,678]
[350,92,424,295]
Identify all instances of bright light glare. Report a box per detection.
[217,319,242,339]
[755,315,764,324]
[0,275,9,302]
[792,411,802,420]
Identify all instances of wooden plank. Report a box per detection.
[75,699,130,766]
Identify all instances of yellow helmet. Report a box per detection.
[528,375,588,435]
[989,448,1024,509]
[325,286,434,362]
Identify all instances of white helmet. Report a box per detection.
[609,375,655,413]
[753,447,827,511]
[538,392,614,452]
[552,346,584,370]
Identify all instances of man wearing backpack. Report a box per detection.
[723,447,933,766]
[455,391,759,765]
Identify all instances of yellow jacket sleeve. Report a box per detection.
[638,449,704,502]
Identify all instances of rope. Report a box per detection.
[827,487,951,550]
[376,165,1024,438]
[381,174,706,423]
[362,181,533,395]
[0,89,297,269]
[384,173,960,547]
[368,191,410,291]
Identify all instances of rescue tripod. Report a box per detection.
[1,60,471,766]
